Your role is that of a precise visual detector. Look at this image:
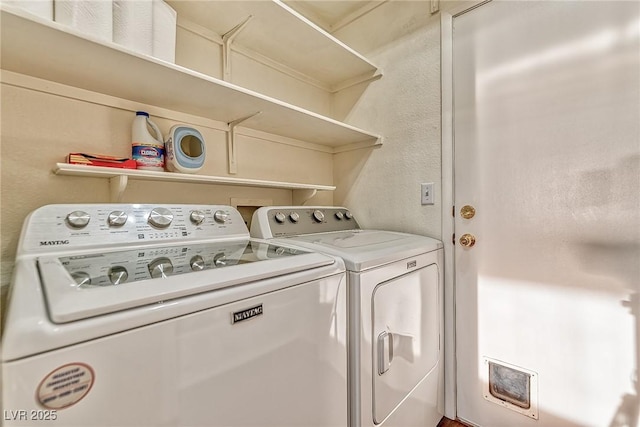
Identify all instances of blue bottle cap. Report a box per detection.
[136,111,149,117]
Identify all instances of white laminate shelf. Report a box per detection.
[167,0,379,89]
[54,163,335,204]
[1,7,381,149]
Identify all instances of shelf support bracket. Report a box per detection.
[222,15,253,81]
[331,71,383,93]
[227,111,262,174]
[109,175,128,202]
[292,189,317,206]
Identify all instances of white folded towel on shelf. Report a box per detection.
[152,0,177,63]
[54,0,113,42]
[113,0,153,56]
[2,0,53,20]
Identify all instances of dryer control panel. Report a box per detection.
[251,206,361,238]
[19,204,247,253]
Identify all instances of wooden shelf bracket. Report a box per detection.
[222,15,253,81]
[292,189,317,206]
[227,111,262,174]
[109,175,128,202]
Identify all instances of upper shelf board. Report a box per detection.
[54,163,336,191]
[0,7,381,148]
[166,0,378,88]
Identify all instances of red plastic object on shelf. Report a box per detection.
[68,153,137,169]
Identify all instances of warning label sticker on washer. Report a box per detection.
[37,363,94,409]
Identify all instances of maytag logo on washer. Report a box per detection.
[232,304,263,324]
[407,260,417,269]
[39,240,70,246]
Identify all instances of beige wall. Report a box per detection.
[332,1,443,238]
[176,24,334,117]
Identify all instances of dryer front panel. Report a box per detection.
[371,264,440,424]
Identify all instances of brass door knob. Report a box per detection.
[460,205,476,219]
[459,233,476,247]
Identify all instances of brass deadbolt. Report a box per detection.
[460,205,476,219]
[459,233,476,248]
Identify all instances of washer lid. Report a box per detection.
[37,240,335,323]
[284,230,443,271]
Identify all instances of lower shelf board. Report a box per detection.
[53,163,335,203]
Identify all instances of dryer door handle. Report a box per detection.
[377,331,394,375]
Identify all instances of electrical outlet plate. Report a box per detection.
[421,183,434,205]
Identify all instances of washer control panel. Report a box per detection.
[252,206,360,238]
[21,204,247,253]
[57,240,249,288]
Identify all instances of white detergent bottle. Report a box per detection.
[131,111,164,171]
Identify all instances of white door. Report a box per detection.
[453,2,640,427]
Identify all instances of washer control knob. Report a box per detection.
[108,210,128,227]
[66,211,91,228]
[289,212,300,223]
[345,211,353,220]
[214,210,229,224]
[148,208,173,229]
[312,210,325,223]
[274,212,286,223]
[71,271,92,287]
[190,210,206,225]
[213,253,227,267]
[190,255,205,271]
[108,266,129,285]
[335,212,344,220]
[149,257,173,279]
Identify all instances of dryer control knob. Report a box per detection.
[274,212,286,223]
[148,208,173,229]
[108,210,128,227]
[108,266,129,285]
[289,212,300,223]
[214,210,229,224]
[335,212,344,220]
[213,253,227,267]
[149,257,173,279]
[66,211,91,228]
[312,210,325,223]
[190,255,205,271]
[345,211,353,220]
[190,210,206,225]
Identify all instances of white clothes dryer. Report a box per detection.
[251,206,444,427]
[2,204,347,427]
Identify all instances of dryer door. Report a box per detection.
[372,264,440,423]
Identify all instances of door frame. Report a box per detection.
[440,1,491,420]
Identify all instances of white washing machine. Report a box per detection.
[2,204,347,427]
[251,206,444,427]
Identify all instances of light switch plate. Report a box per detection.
[421,183,434,205]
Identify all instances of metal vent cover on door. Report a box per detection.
[482,357,538,419]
